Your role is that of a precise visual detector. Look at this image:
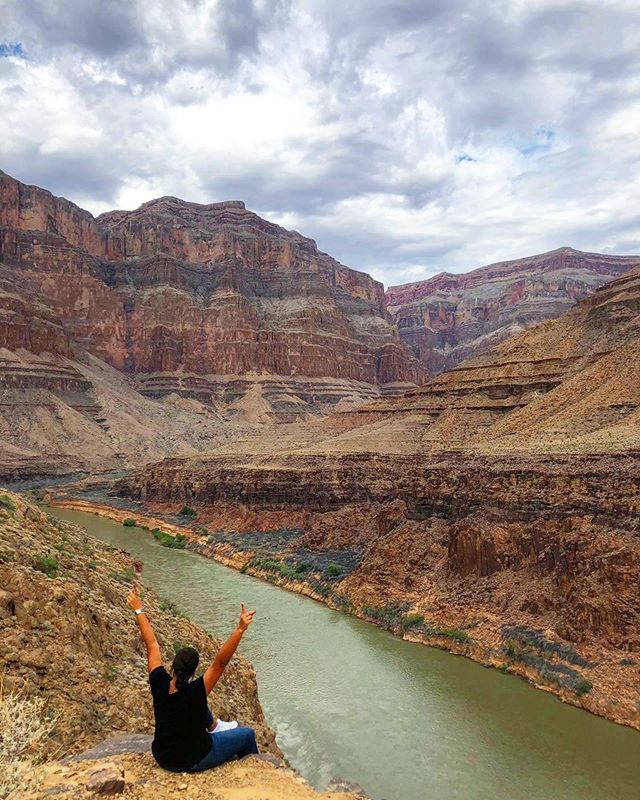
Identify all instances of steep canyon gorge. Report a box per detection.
[104,266,640,728]
[1,171,639,742]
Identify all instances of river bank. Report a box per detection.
[44,491,640,732]
[42,500,640,800]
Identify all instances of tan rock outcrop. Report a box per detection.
[40,750,366,800]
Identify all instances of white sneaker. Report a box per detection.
[212,719,239,733]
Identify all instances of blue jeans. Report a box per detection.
[190,727,259,771]
[191,708,258,771]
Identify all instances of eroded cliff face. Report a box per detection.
[106,268,640,728]
[0,169,424,395]
[386,247,640,374]
[106,451,640,728]
[0,169,426,478]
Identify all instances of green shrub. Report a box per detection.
[504,639,519,658]
[362,602,410,629]
[574,678,592,696]
[249,556,299,580]
[53,541,69,552]
[295,562,310,573]
[123,518,137,527]
[33,554,59,578]
[152,529,186,549]
[439,628,471,643]
[179,506,197,517]
[0,494,16,512]
[401,613,425,632]
[326,563,342,577]
[88,560,97,570]
[109,567,135,584]
[160,598,180,615]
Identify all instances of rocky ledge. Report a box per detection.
[39,735,367,800]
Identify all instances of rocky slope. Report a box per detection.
[0,490,277,757]
[386,247,640,374]
[101,268,640,729]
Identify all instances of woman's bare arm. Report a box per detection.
[128,587,163,673]
[203,605,255,694]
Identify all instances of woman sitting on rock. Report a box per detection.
[127,587,259,772]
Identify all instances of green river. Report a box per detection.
[47,506,640,800]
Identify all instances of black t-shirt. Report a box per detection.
[149,666,212,771]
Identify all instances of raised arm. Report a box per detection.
[203,604,255,694]
[128,587,163,673]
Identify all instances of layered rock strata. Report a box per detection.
[386,247,640,374]
[0,169,424,400]
[105,268,640,728]
[358,265,640,454]
[0,169,428,476]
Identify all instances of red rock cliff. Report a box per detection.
[386,247,640,374]
[0,169,426,398]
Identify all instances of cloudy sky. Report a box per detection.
[1,0,639,286]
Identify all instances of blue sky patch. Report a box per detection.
[520,127,555,156]
[0,42,26,59]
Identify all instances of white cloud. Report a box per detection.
[1,0,639,286]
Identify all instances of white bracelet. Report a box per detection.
[134,608,146,615]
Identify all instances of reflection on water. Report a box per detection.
[47,506,640,800]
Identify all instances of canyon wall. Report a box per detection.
[370,264,640,454]
[110,450,640,729]
[0,169,424,397]
[110,267,640,727]
[386,247,640,374]
[0,168,426,477]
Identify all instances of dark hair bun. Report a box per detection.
[172,646,199,690]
